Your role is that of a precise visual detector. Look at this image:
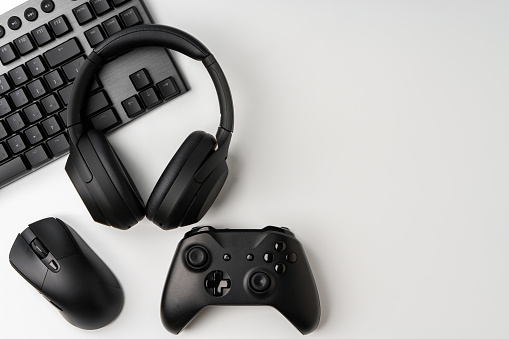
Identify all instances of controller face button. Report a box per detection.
[246,253,254,261]
[275,241,286,252]
[249,272,271,293]
[204,270,231,297]
[186,246,209,269]
[274,263,286,274]
[263,252,275,263]
[286,252,298,263]
[223,253,231,261]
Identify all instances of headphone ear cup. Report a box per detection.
[70,130,145,229]
[181,159,228,226]
[146,131,217,229]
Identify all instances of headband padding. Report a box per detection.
[88,130,145,221]
[94,24,210,61]
[145,131,216,221]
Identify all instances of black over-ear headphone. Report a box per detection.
[65,25,234,231]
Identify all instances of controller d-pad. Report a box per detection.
[205,270,231,297]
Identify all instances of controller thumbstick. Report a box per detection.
[249,272,271,293]
[186,246,209,269]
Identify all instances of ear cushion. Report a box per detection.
[146,131,216,222]
[87,130,145,221]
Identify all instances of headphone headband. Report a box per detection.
[68,25,234,146]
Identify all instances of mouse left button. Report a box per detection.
[9,234,48,290]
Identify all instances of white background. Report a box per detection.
[1,0,509,338]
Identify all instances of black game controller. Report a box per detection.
[160,226,320,334]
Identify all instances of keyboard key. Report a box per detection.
[44,38,83,68]
[58,84,73,106]
[85,91,110,116]
[6,112,24,133]
[130,69,152,90]
[112,0,131,7]
[25,145,50,167]
[9,65,30,86]
[24,125,44,145]
[42,116,61,136]
[41,0,55,13]
[23,103,44,123]
[7,134,26,154]
[157,77,179,100]
[6,113,26,132]
[59,109,68,126]
[41,94,61,114]
[85,26,106,47]
[102,16,123,36]
[91,0,114,16]
[8,16,22,31]
[45,69,65,90]
[0,74,12,95]
[0,97,12,117]
[9,88,30,108]
[90,108,120,132]
[14,34,36,56]
[31,25,54,47]
[0,157,29,186]
[6,112,25,133]
[0,122,7,140]
[27,79,47,99]
[62,56,85,81]
[0,144,8,162]
[0,43,19,65]
[24,7,39,22]
[90,76,102,92]
[46,133,69,156]
[121,95,144,117]
[120,7,142,27]
[49,16,72,37]
[26,56,48,77]
[73,3,95,25]
[140,87,161,108]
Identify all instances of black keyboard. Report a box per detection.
[0,0,188,189]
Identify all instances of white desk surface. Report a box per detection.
[1,0,508,338]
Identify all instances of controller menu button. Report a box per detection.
[275,263,287,274]
[275,241,286,252]
[249,272,271,293]
[223,253,231,261]
[263,252,275,263]
[205,270,231,297]
[186,246,209,269]
[286,252,298,263]
[246,253,254,261]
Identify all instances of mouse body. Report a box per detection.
[9,218,124,330]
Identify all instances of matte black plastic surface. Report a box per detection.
[9,218,124,330]
[160,226,321,335]
[67,131,144,229]
[146,131,216,229]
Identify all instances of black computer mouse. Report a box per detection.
[9,218,124,330]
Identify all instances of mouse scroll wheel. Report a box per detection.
[30,239,49,259]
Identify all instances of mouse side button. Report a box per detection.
[9,234,48,290]
[29,218,77,259]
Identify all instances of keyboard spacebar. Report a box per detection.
[44,38,83,68]
[0,157,29,186]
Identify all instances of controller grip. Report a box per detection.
[161,296,203,334]
[276,300,320,335]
